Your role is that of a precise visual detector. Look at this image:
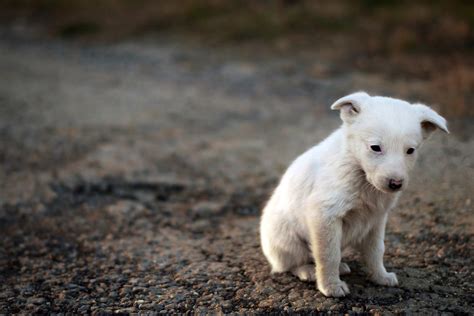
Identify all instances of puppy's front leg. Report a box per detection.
[361,214,398,286]
[310,215,349,297]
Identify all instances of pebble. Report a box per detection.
[78,305,90,313]
[27,297,46,305]
[352,306,364,313]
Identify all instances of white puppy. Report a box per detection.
[260,92,448,297]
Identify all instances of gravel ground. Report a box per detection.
[0,29,473,314]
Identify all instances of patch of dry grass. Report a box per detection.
[1,0,473,117]
[1,1,472,44]
[432,63,474,118]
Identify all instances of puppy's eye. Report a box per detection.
[406,148,415,155]
[370,145,382,152]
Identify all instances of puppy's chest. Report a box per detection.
[341,193,391,247]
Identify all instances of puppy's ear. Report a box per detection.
[330,92,370,123]
[413,103,449,139]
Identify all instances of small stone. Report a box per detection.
[115,307,136,313]
[129,278,140,285]
[191,201,224,216]
[352,306,364,313]
[173,294,185,303]
[0,291,14,299]
[27,297,46,305]
[329,303,344,311]
[78,305,90,313]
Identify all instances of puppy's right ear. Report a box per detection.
[330,92,370,123]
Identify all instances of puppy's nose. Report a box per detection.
[388,179,403,191]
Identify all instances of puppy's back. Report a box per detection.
[264,128,344,215]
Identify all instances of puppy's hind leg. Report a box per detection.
[266,238,310,275]
[261,209,311,275]
[292,264,315,282]
[339,262,351,275]
[291,261,350,282]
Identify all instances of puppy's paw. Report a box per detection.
[371,272,398,287]
[318,281,350,297]
[339,262,351,275]
[291,265,316,282]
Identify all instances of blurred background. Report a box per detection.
[0,0,473,314]
[1,0,474,118]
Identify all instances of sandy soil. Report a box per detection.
[0,30,473,314]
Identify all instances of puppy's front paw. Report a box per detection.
[371,272,398,286]
[318,281,350,297]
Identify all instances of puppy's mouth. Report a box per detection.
[367,180,387,193]
[361,171,395,194]
[377,185,398,194]
[370,180,402,194]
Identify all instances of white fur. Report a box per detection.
[260,92,448,297]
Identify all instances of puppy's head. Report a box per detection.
[331,92,448,193]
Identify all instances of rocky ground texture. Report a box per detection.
[0,30,473,314]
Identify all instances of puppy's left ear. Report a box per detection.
[413,103,449,138]
[331,91,370,123]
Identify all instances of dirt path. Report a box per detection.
[0,31,473,314]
